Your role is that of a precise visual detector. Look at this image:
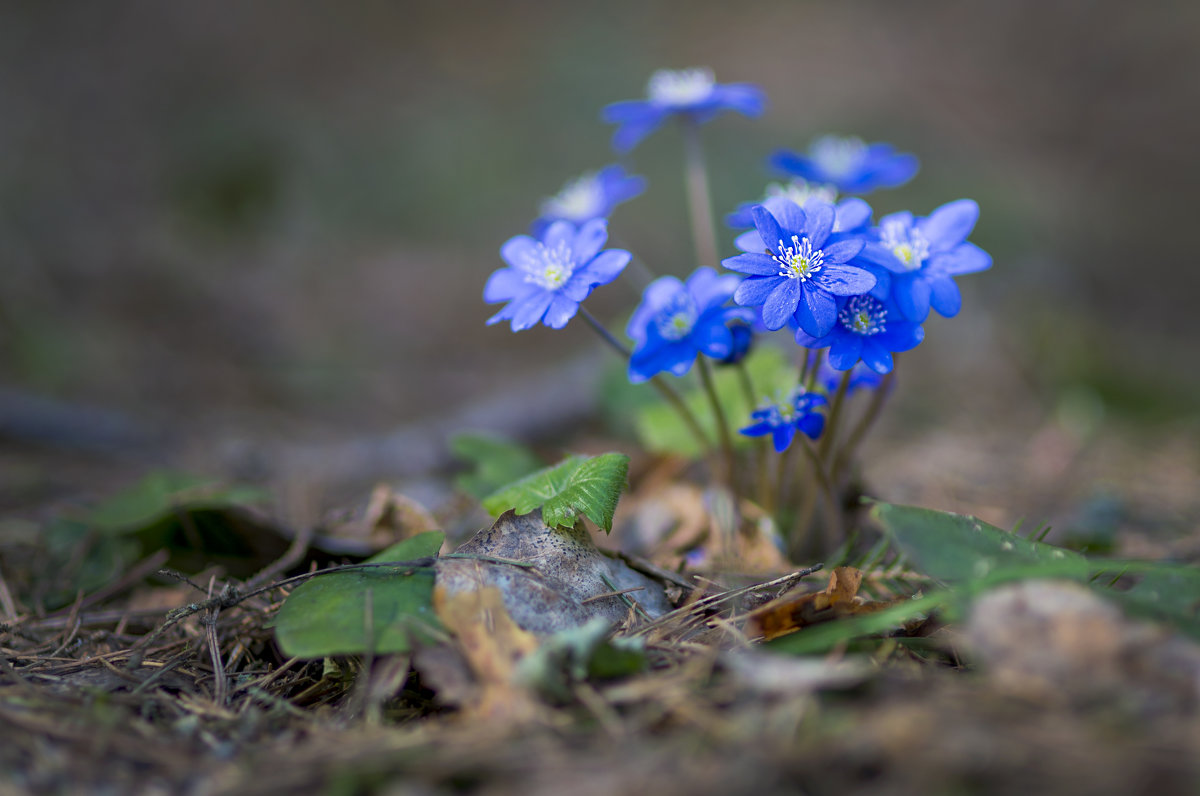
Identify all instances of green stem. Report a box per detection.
[681,120,719,268]
[817,369,852,463]
[697,356,741,508]
[735,360,771,509]
[798,436,843,552]
[579,307,713,456]
[832,368,896,485]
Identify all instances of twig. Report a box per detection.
[581,587,645,605]
[204,576,228,707]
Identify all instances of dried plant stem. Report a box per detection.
[697,356,742,507]
[681,120,719,268]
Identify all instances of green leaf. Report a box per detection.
[482,453,629,533]
[86,471,269,535]
[514,617,646,701]
[272,531,445,659]
[449,432,544,499]
[1108,563,1200,641]
[635,346,796,458]
[871,501,1089,585]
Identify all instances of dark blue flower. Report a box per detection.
[626,267,751,383]
[769,136,918,195]
[485,219,631,332]
[725,179,838,229]
[863,199,992,323]
[715,322,754,366]
[795,294,924,374]
[740,388,828,452]
[602,68,766,153]
[722,201,875,337]
[532,165,646,236]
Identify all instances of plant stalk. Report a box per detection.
[681,120,720,268]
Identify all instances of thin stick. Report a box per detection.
[697,356,741,505]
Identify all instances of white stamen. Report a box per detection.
[540,173,604,221]
[647,68,715,106]
[765,179,838,207]
[879,219,930,271]
[654,292,699,340]
[811,135,866,177]
[773,235,825,280]
[521,240,576,290]
[839,295,887,336]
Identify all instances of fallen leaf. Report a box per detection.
[433,584,542,722]
[747,566,891,641]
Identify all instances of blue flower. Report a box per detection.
[795,294,924,374]
[532,165,646,236]
[861,199,992,323]
[722,201,875,337]
[726,179,838,229]
[485,219,631,332]
[602,68,766,153]
[740,389,828,452]
[769,136,918,195]
[626,267,751,383]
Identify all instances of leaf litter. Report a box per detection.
[5,465,1200,794]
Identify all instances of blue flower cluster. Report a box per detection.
[483,67,991,456]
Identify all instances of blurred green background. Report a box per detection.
[1,1,1198,519]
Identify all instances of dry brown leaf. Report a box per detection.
[432,584,543,722]
[746,566,892,641]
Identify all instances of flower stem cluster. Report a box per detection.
[480,67,992,556]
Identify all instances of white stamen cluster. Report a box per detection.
[540,173,603,221]
[773,235,825,280]
[522,241,576,290]
[765,179,838,207]
[647,67,715,106]
[654,292,699,340]
[810,135,866,177]
[839,295,887,336]
[879,219,930,271]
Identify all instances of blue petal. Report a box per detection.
[821,239,865,264]
[793,324,829,348]
[834,198,872,233]
[709,83,767,117]
[510,291,554,331]
[500,235,539,270]
[854,241,905,271]
[687,267,740,310]
[739,421,772,438]
[801,284,838,337]
[803,201,836,247]
[828,333,864,370]
[484,268,532,303]
[542,221,574,253]
[572,219,609,263]
[626,276,685,341]
[733,229,765,253]
[919,199,979,250]
[574,249,630,288]
[767,199,806,236]
[752,206,786,252]
[860,341,894,374]
[629,340,695,383]
[877,322,925,352]
[813,263,876,296]
[723,252,779,277]
[762,279,803,330]
[772,424,797,453]
[928,277,962,317]
[694,316,734,359]
[543,294,580,329]
[931,242,992,276]
[610,111,668,153]
[768,150,821,183]
[798,413,825,440]
[734,276,781,307]
[894,276,932,322]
